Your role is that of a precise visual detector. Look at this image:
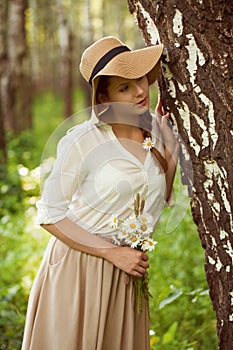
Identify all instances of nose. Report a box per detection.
[134,81,144,96]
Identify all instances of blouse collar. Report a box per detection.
[90,107,110,128]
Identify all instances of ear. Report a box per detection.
[97,93,109,104]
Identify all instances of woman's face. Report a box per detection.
[96,75,150,124]
[100,75,150,109]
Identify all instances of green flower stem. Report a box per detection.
[133,274,152,314]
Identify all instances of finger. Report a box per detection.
[162,113,171,125]
[158,96,163,108]
[133,271,144,278]
[155,96,163,115]
[138,257,149,269]
[141,252,149,261]
[140,262,150,270]
[135,265,147,276]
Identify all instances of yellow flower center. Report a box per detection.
[113,217,117,223]
[130,223,136,229]
[141,217,147,223]
[141,224,148,231]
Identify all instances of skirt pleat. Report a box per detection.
[21,237,150,350]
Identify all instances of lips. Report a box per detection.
[137,97,147,107]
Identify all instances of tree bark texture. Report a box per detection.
[128,0,233,349]
[6,0,31,132]
[0,0,7,162]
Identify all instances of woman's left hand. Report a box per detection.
[155,96,178,155]
[155,96,180,201]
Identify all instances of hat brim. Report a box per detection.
[92,44,163,108]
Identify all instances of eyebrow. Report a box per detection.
[117,82,129,89]
[109,78,130,90]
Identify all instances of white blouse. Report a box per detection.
[37,111,168,241]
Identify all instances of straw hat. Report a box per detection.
[79,36,163,107]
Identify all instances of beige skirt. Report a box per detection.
[21,237,150,350]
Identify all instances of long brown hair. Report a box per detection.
[139,110,167,172]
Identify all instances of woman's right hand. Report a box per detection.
[41,218,149,278]
[105,246,150,277]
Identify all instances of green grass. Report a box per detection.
[0,89,218,349]
[148,173,217,349]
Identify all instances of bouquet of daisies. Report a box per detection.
[110,193,158,313]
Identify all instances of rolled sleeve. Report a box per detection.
[36,199,65,224]
[36,132,83,225]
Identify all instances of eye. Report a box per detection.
[119,84,129,92]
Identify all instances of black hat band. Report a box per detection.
[89,45,130,86]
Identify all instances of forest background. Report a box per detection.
[0,0,218,349]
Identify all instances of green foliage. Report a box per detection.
[0,130,41,217]
[0,90,218,349]
[32,91,64,157]
[0,211,49,349]
[148,178,218,349]
[0,91,61,349]
[0,163,22,216]
[0,217,32,349]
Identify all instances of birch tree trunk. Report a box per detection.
[28,0,40,88]
[127,0,233,349]
[79,0,93,108]
[0,0,7,163]
[7,0,31,132]
[57,0,73,118]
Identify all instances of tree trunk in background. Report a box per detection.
[7,0,31,133]
[29,0,40,88]
[79,0,93,108]
[128,0,233,349]
[114,1,125,42]
[28,0,62,93]
[57,0,73,118]
[0,0,7,163]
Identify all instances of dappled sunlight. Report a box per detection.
[0,92,217,349]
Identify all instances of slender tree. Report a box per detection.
[127,0,233,349]
[6,0,31,132]
[28,0,62,93]
[56,0,73,117]
[28,0,40,88]
[0,0,7,163]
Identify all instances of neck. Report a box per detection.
[111,123,143,141]
[98,105,145,141]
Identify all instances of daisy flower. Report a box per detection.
[141,238,158,252]
[139,223,153,235]
[109,214,119,229]
[109,193,158,314]
[137,214,153,234]
[138,213,153,224]
[122,216,140,234]
[117,230,128,240]
[127,235,141,249]
[142,137,155,151]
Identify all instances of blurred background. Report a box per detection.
[0,1,217,349]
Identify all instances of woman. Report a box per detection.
[21,36,179,350]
